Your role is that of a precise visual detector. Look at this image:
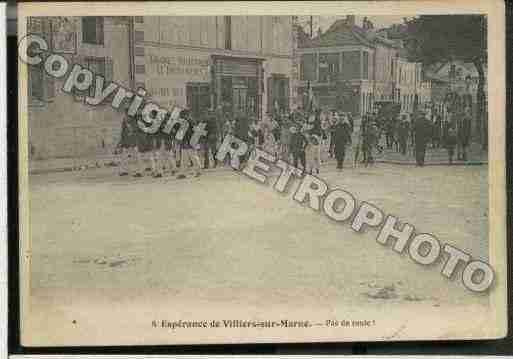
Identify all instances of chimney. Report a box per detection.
[346,15,355,27]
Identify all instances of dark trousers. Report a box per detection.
[415,142,427,166]
[335,147,346,169]
[292,151,306,170]
[447,146,455,164]
[399,139,407,155]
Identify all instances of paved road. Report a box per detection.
[26,163,491,344]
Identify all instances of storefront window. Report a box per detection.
[82,17,104,45]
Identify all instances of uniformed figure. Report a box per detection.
[134,112,153,176]
[176,110,201,179]
[116,116,139,176]
[161,112,178,175]
[445,123,457,164]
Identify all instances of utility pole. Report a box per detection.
[310,15,313,38]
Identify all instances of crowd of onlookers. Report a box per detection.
[114,104,475,179]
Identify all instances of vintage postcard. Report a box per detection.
[17,1,506,346]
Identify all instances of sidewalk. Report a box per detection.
[373,142,487,166]
[28,142,487,175]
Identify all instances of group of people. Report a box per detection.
[116,109,204,179]
[380,106,473,165]
[114,103,475,179]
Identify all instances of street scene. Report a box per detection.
[22,13,495,344]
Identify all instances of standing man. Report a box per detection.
[290,125,307,171]
[413,111,431,167]
[132,112,150,177]
[456,107,472,161]
[333,114,352,170]
[397,113,410,156]
[203,112,218,169]
[234,111,250,166]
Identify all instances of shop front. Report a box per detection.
[211,55,264,119]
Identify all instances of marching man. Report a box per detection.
[116,116,139,176]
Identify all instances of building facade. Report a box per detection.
[296,17,432,119]
[27,16,294,160]
[133,16,293,120]
[27,16,132,160]
[296,17,401,117]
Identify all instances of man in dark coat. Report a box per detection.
[456,107,472,161]
[413,111,432,166]
[398,114,410,156]
[333,115,352,170]
[203,113,218,169]
[289,125,307,170]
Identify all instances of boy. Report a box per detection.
[176,110,202,179]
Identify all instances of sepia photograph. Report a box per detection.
[16,1,506,346]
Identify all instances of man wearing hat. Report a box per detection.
[333,114,352,170]
[413,110,431,166]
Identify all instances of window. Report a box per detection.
[82,17,104,45]
[135,64,146,74]
[319,53,339,83]
[134,46,145,57]
[341,51,361,80]
[300,54,317,81]
[224,16,232,50]
[362,52,369,80]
